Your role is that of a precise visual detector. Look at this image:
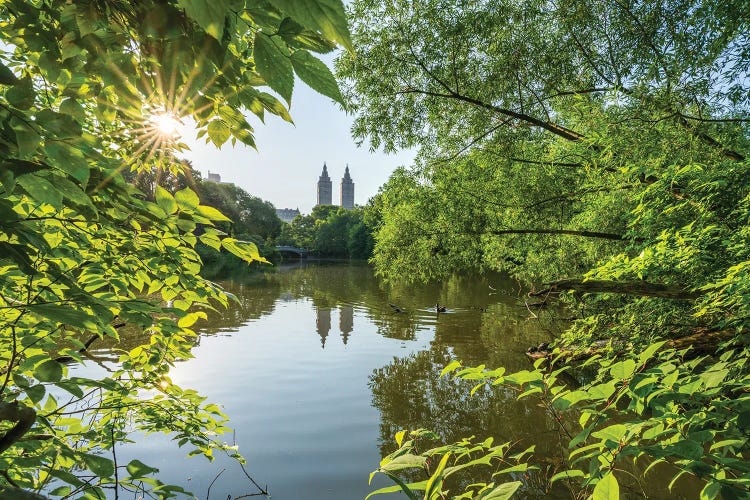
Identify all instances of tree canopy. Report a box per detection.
[0,0,349,497]
[340,0,750,497]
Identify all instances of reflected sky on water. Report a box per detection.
[73,263,695,499]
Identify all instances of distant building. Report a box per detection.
[276,208,300,223]
[340,165,354,209]
[317,163,332,206]
[205,171,233,185]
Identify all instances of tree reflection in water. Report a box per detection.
[87,263,570,496]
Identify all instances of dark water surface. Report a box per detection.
[81,262,693,499]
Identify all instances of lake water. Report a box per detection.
[81,262,694,499]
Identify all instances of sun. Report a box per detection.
[150,111,182,139]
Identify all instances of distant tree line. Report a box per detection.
[276,204,375,259]
[127,163,377,267]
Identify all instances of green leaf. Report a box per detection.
[155,185,177,214]
[254,33,294,103]
[592,424,627,444]
[17,174,63,209]
[26,384,46,403]
[440,360,462,377]
[197,204,231,221]
[550,469,585,484]
[737,410,750,430]
[424,452,451,498]
[290,50,343,104]
[0,61,19,85]
[51,175,95,212]
[395,430,406,447]
[700,481,722,500]
[45,144,90,184]
[34,360,63,383]
[257,92,293,123]
[207,119,231,147]
[174,187,199,209]
[273,0,353,52]
[36,109,82,138]
[609,359,636,379]
[178,0,230,40]
[81,452,115,478]
[11,118,41,156]
[480,481,522,499]
[6,76,35,109]
[366,475,424,500]
[126,459,159,478]
[28,303,99,329]
[55,380,85,398]
[49,486,72,497]
[637,341,666,365]
[593,472,619,500]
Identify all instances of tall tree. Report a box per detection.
[0,0,349,497]
[341,1,750,497]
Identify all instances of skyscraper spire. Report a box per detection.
[340,164,354,209]
[317,162,332,206]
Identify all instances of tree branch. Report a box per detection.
[529,278,702,299]
[0,402,36,454]
[398,88,589,143]
[486,228,630,241]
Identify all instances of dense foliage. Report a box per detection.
[339,0,750,497]
[0,0,348,498]
[277,204,375,258]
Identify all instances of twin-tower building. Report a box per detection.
[317,163,354,209]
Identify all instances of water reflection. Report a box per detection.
[99,263,570,499]
[192,263,564,496]
[340,305,353,345]
[316,307,331,347]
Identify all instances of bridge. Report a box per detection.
[276,246,308,259]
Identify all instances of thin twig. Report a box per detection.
[239,463,269,497]
[206,468,225,500]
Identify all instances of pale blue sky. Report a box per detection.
[178,59,414,214]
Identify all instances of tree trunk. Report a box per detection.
[530,278,701,300]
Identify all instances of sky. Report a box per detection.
[177,61,415,214]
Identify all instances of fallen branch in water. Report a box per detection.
[530,278,701,300]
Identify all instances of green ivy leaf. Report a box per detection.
[290,50,343,104]
[254,33,294,104]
